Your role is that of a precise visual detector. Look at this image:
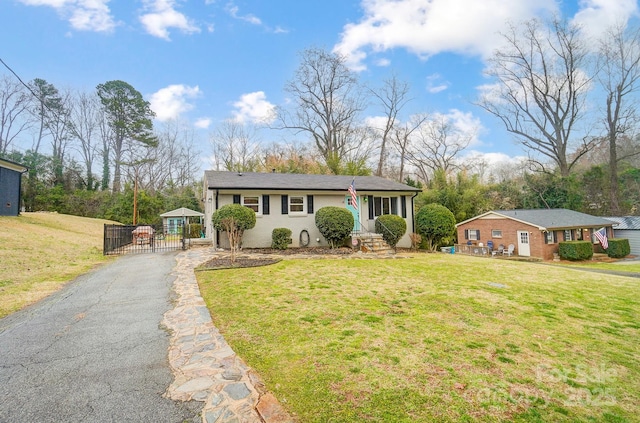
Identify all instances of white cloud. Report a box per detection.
[572,0,639,40]
[426,73,449,93]
[149,84,201,121]
[232,91,276,124]
[433,109,484,146]
[19,0,116,32]
[194,117,212,129]
[139,0,200,40]
[333,0,557,71]
[226,4,262,25]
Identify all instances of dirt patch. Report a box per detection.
[243,247,355,256]
[198,256,282,270]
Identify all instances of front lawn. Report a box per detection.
[197,253,639,422]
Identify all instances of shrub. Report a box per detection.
[607,238,630,258]
[315,206,354,248]
[272,228,292,250]
[558,241,593,261]
[211,204,256,261]
[415,204,456,251]
[188,223,203,239]
[410,233,422,250]
[375,215,407,249]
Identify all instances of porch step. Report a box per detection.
[354,233,394,254]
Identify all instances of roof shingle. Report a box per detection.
[204,171,420,192]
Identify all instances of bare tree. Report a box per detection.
[68,91,101,189]
[0,75,30,155]
[391,113,428,183]
[404,114,475,183]
[597,23,640,214]
[478,18,594,176]
[370,74,411,177]
[210,119,261,172]
[279,48,365,174]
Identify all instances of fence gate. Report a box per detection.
[103,224,187,255]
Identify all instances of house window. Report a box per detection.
[289,195,305,214]
[243,196,260,213]
[564,230,573,241]
[545,231,556,244]
[491,229,502,238]
[465,229,480,241]
[373,197,391,217]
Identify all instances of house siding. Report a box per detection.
[205,189,415,249]
[613,229,640,256]
[0,166,22,216]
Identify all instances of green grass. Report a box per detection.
[197,254,640,422]
[0,212,115,318]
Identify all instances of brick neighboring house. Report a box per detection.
[202,171,421,249]
[456,209,615,260]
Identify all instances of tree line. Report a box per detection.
[2,16,640,224]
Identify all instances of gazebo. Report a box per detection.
[160,207,204,236]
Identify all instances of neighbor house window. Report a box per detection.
[491,229,502,238]
[563,229,573,241]
[243,196,260,213]
[465,229,480,241]
[289,195,305,213]
[545,231,557,244]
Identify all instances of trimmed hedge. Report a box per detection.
[558,241,593,261]
[375,215,407,249]
[315,206,354,248]
[415,204,456,251]
[272,228,292,250]
[607,238,630,258]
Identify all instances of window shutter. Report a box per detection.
[307,195,314,213]
[391,197,398,215]
[401,196,407,218]
[476,230,481,240]
[281,195,288,214]
[562,231,566,241]
[368,195,374,220]
[544,232,549,244]
[554,231,558,243]
[464,229,469,240]
[262,195,270,215]
[233,195,240,204]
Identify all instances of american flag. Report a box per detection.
[594,227,608,249]
[348,179,358,210]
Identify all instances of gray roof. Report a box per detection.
[603,216,640,230]
[160,207,204,218]
[204,171,421,192]
[494,209,614,229]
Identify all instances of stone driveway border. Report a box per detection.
[162,247,294,423]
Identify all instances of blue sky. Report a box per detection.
[2,0,639,172]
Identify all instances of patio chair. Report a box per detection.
[492,244,504,257]
[503,244,515,257]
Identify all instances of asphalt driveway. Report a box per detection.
[0,252,201,422]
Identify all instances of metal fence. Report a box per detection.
[103,224,187,255]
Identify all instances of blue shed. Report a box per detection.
[0,158,27,216]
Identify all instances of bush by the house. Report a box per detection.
[415,203,456,251]
[315,206,354,248]
[607,238,630,258]
[558,241,593,261]
[375,215,406,249]
[272,228,292,250]
[211,204,256,261]
[188,223,203,238]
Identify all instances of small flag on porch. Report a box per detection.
[348,179,358,210]
[594,227,608,249]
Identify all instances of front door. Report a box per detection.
[517,230,530,256]
[345,195,360,232]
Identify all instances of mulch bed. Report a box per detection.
[197,247,357,270]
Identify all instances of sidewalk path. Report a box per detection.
[163,246,294,423]
[0,252,201,422]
